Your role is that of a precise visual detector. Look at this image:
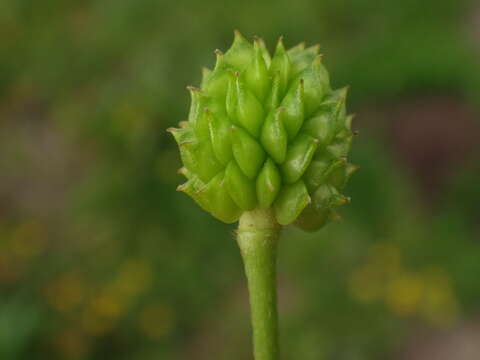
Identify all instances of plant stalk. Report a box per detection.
[237,208,281,360]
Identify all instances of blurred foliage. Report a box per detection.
[0,0,479,359]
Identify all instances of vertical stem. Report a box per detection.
[237,208,281,360]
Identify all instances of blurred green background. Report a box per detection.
[1,0,479,359]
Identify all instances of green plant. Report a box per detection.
[169,31,355,360]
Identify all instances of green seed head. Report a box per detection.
[169,31,357,230]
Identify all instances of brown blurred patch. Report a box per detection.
[469,1,480,54]
[359,95,480,205]
[0,87,86,221]
[399,318,480,360]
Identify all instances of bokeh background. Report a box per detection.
[1,0,479,359]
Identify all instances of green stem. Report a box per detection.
[237,208,281,360]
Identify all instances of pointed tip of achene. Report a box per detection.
[275,36,286,53]
[203,108,213,118]
[309,44,321,54]
[233,29,245,41]
[347,163,361,174]
[330,213,343,222]
[179,140,193,147]
[166,127,177,134]
[334,87,349,106]
[340,85,350,97]
[213,49,225,70]
[195,186,207,195]
[176,184,186,192]
[252,37,263,53]
[313,55,324,66]
[252,35,265,45]
[186,85,201,93]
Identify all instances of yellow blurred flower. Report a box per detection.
[111,259,153,298]
[53,329,89,357]
[368,243,402,276]
[420,267,459,327]
[385,272,424,317]
[44,273,85,313]
[349,264,385,304]
[79,259,154,336]
[81,306,117,336]
[138,304,174,340]
[90,292,124,319]
[10,221,47,259]
[349,243,403,304]
[348,242,460,327]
